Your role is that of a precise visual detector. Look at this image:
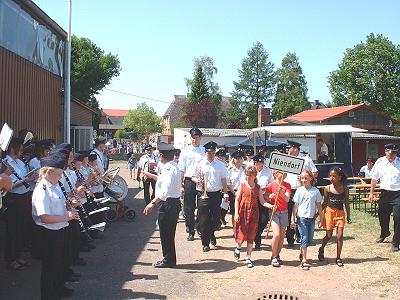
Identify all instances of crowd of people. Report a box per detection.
[0,131,112,299]
[140,127,400,271]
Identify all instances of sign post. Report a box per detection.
[265,152,305,238]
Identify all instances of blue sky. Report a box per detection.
[33,0,400,116]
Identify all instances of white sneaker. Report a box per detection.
[245,258,253,268]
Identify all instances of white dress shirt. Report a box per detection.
[60,169,78,193]
[4,155,30,194]
[257,166,273,189]
[179,145,205,177]
[371,157,400,191]
[32,178,68,230]
[194,158,228,192]
[228,164,245,191]
[139,154,159,173]
[360,164,374,178]
[90,148,105,193]
[155,161,181,201]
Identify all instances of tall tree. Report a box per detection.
[231,41,275,128]
[71,35,121,129]
[272,52,310,120]
[184,59,220,128]
[123,102,163,141]
[328,33,400,119]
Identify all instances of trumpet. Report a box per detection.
[200,171,209,200]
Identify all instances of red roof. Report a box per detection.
[102,109,130,117]
[272,103,365,125]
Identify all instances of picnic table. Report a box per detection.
[348,183,380,216]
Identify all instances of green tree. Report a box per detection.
[71,35,121,129]
[187,65,210,102]
[232,41,275,128]
[114,129,128,139]
[223,98,247,128]
[328,33,400,119]
[122,102,163,141]
[272,52,310,120]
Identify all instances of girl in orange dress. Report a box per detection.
[319,167,351,267]
[234,165,273,268]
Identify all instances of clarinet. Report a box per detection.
[62,171,92,224]
[71,163,100,210]
[0,157,30,189]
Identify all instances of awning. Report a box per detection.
[251,125,367,135]
[225,137,285,148]
[352,132,400,140]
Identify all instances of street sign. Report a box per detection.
[268,152,305,175]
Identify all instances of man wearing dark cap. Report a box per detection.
[179,128,205,241]
[253,153,274,249]
[369,143,400,252]
[144,143,181,268]
[193,141,229,252]
[138,144,159,205]
[243,149,254,168]
[285,140,318,247]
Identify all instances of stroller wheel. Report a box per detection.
[124,209,136,221]
[105,209,118,222]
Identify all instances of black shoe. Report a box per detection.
[202,245,210,252]
[187,235,194,241]
[391,245,399,252]
[65,274,80,283]
[58,286,74,297]
[210,236,217,246]
[154,260,176,268]
[254,244,261,250]
[221,218,227,225]
[376,233,391,243]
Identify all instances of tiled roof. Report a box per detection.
[273,103,365,125]
[102,109,130,117]
[179,128,251,137]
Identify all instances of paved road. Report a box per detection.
[0,162,389,299]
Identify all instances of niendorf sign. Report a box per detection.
[268,152,305,175]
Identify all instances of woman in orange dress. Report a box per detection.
[234,165,273,268]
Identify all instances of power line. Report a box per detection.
[104,88,172,104]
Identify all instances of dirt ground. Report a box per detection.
[1,162,399,300]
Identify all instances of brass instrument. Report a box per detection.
[200,171,209,200]
[90,167,120,185]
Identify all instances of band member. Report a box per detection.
[242,149,254,168]
[285,140,318,247]
[216,148,230,226]
[90,139,107,198]
[143,143,181,268]
[0,174,13,209]
[369,143,400,252]
[193,141,229,252]
[178,128,205,241]
[253,154,273,250]
[173,149,181,163]
[32,154,78,299]
[225,150,245,227]
[3,137,37,270]
[138,144,159,205]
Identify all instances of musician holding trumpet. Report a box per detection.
[192,141,229,252]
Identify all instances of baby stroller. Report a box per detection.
[101,167,136,222]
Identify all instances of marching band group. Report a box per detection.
[0,130,112,300]
[141,127,400,272]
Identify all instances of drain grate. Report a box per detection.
[257,294,299,300]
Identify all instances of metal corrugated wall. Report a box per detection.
[0,46,64,142]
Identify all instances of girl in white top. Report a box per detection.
[291,170,323,270]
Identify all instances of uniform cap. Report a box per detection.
[144,144,153,150]
[204,141,218,152]
[215,148,227,157]
[231,149,244,159]
[287,140,301,149]
[189,127,202,137]
[40,155,67,169]
[157,142,175,153]
[252,154,265,163]
[36,139,54,149]
[385,143,399,153]
[54,143,72,152]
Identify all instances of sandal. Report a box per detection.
[301,262,311,270]
[318,247,324,261]
[336,258,344,267]
[7,260,26,271]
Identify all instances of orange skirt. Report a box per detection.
[323,206,345,230]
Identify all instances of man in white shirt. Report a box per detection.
[359,158,375,178]
[178,128,205,241]
[285,140,318,247]
[138,144,159,205]
[369,143,400,252]
[90,139,107,198]
[144,143,181,268]
[192,141,229,252]
[317,138,329,163]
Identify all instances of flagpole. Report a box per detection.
[65,0,72,143]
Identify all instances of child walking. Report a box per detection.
[291,170,323,270]
[234,165,273,268]
[319,167,351,267]
[266,170,291,267]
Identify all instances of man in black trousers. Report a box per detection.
[143,143,181,267]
